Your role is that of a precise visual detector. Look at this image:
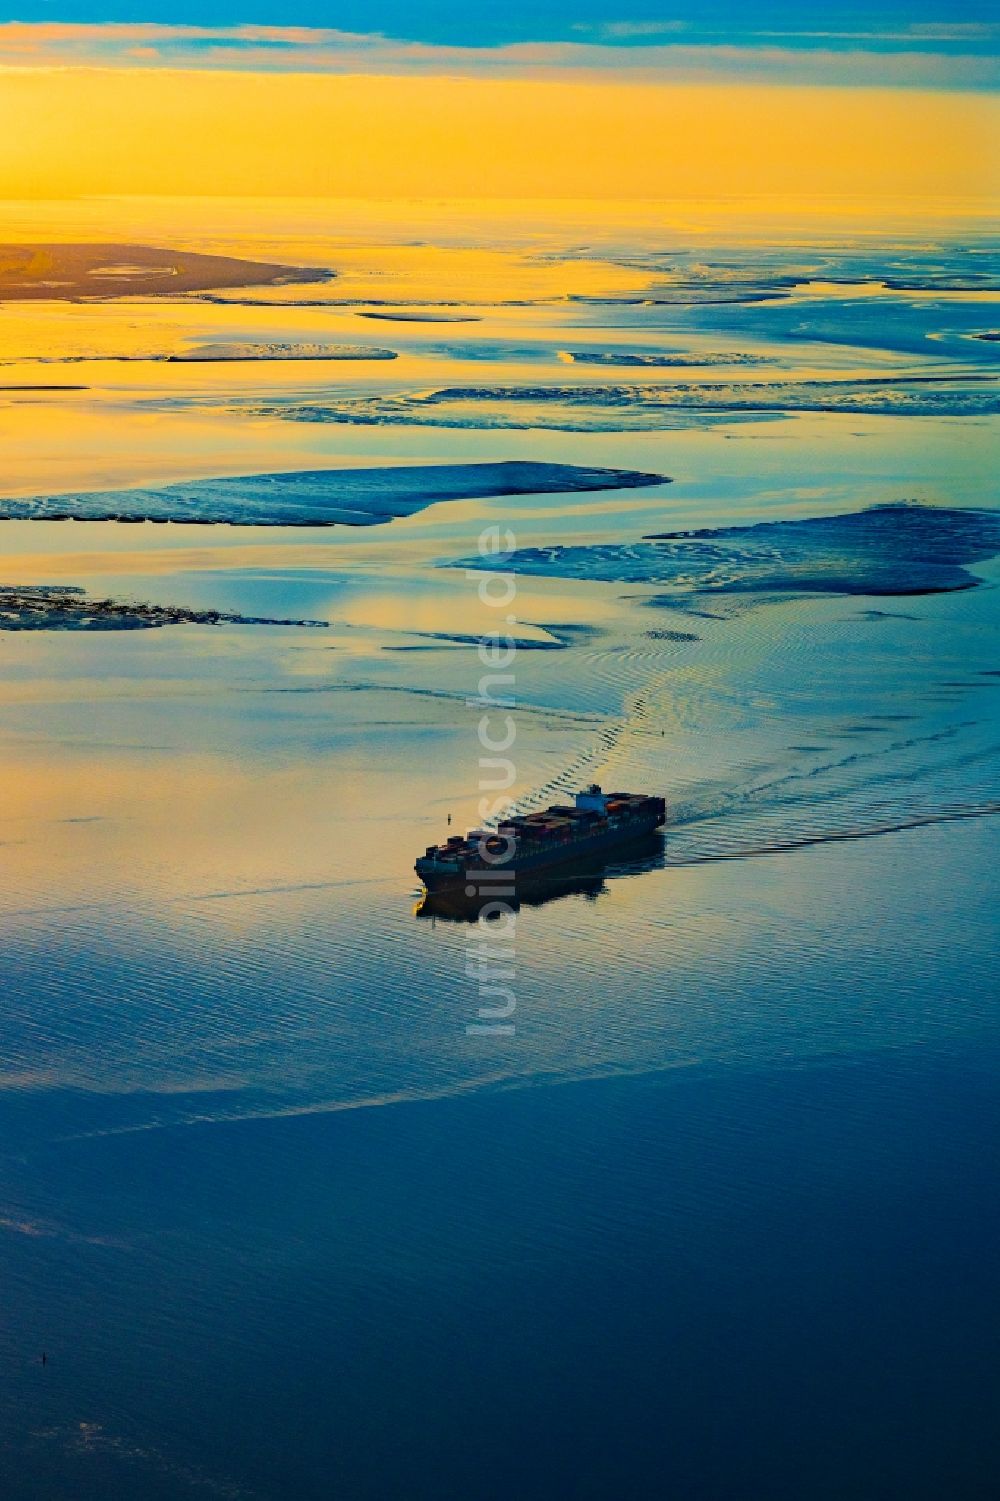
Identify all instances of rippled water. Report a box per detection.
[1,200,998,1500]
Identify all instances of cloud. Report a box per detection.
[573,21,693,39]
[0,20,996,89]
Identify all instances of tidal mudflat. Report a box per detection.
[460,501,1000,598]
[0,242,330,299]
[1,199,998,1501]
[0,460,663,526]
[0,583,330,631]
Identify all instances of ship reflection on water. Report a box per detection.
[414,832,666,922]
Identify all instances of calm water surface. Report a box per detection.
[1,200,998,1498]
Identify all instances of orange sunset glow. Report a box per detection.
[0,68,995,201]
[1,7,998,1500]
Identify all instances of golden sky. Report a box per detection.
[2,68,996,202]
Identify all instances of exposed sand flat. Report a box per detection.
[237,375,998,432]
[0,243,331,300]
[357,310,482,323]
[450,502,1000,602]
[559,349,774,367]
[167,341,396,362]
[0,583,329,631]
[0,460,666,527]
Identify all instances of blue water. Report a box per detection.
[2,969,999,1498]
[1,212,998,1498]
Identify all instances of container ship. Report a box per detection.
[415,785,666,895]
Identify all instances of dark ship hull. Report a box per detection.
[415,829,666,920]
[415,787,666,896]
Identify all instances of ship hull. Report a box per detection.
[416,809,664,894]
[416,829,664,920]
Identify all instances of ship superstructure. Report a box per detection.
[415,785,666,894]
